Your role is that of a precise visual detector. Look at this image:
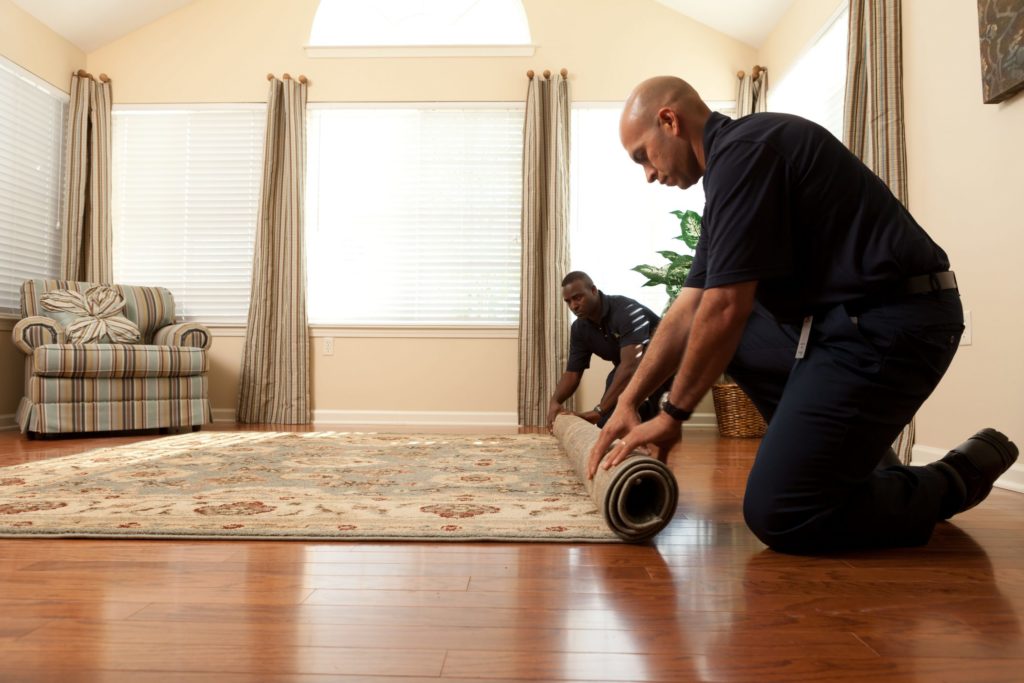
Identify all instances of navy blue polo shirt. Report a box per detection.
[566,292,661,372]
[684,112,949,321]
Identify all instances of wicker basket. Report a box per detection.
[711,383,767,438]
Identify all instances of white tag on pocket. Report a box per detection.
[795,315,813,359]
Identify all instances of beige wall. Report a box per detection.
[68,0,751,423]
[0,0,84,91]
[86,0,754,103]
[900,0,1023,448]
[758,0,1024,451]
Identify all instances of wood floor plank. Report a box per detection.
[1,426,1023,682]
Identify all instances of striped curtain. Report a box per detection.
[60,72,112,283]
[736,72,753,116]
[736,67,769,117]
[518,70,571,427]
[843,0,913,462]
[237,76,310,425]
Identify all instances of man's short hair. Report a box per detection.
[561,271,594,288]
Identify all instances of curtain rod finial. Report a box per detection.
[737,70,745,79]
[526,69,535,79]
[542,69,551,79]
[99,73,110,83]
[282,73,292,80]
[266,73,274,81]
[298,75,308,85]
[560,68,568,78]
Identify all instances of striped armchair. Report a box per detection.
[12,280,212,436]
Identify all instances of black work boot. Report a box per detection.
[930,428,1019,519]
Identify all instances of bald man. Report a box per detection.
[587,76,1017,554]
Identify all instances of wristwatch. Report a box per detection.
[593,404,605,416]
[660,396,692,422]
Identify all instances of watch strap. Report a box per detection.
[661,398,692,422]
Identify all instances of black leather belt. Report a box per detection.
[839,271,959,317]
[902,271,957,295]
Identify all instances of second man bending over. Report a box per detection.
[547,271,673,429]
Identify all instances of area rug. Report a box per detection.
[0,416,677,542]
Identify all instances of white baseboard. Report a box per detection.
[912,444,1024,494]
[209,408,718,430]
[211,408,238,423]
[0,413,15,431]
[313,410,517,427]
[688,412,717,430]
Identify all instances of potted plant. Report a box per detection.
[632,209,701,314]
[632,210,766,438]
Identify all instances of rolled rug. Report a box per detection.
[553,414,679,542]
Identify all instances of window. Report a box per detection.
[569,103,731,315]
[308,0,533,56]
[306,104,523,325]
[0,57,67,315]
[111,106,265,323]
[769,5,849,140]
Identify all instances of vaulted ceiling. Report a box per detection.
[11,0,795,53]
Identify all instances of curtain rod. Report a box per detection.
[526,68,569,79]
[74,69,109,83]
[267,73,310,85]
[737,65,767,80]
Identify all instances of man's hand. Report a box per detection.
[598,413,682,473]
[546,401,565,429]
[574,410,601,425]
[586,404,641,478]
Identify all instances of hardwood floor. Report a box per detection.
[1,425,1023,682]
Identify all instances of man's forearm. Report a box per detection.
[549,371,582,406]
[666,282,756,412]
[617,287,702,408]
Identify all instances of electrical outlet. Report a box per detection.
[323,337,334,355]
[961,311,972,346]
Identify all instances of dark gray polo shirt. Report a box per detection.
[685,112,950,321]
[566,292,661,373]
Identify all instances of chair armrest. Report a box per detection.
[153,322,213,350]
[12,317,64,354]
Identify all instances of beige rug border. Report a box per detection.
[0,428,629,543]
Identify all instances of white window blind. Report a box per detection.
[0,58,67,315]
[112,106,264,323]
[306,105,523,325]
[769,5,849,140]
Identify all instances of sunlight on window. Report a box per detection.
[309,0,531,46]
[570,104,731,315]
[769,6,849,140]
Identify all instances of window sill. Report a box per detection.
[205,324,517,339]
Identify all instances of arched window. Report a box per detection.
[307,0,534,57]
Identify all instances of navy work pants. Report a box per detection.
[598,367,672,428]
[728,290,964,553]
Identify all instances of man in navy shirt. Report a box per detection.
[546,271,671,429]
[588,76,1017,553]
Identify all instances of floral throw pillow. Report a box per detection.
[40,286,142,344]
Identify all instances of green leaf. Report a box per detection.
[656,250,684,262]
[631,264,669,285]
[673,209,702,250]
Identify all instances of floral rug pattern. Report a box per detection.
[0,431,617,541]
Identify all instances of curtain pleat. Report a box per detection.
[752,69,769,114]
[736,68,769,117]
[518,73,571,427]
[844,0,914,462]
[60,74,113,283]
[237,78,311,425]
[736,73,753,116]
